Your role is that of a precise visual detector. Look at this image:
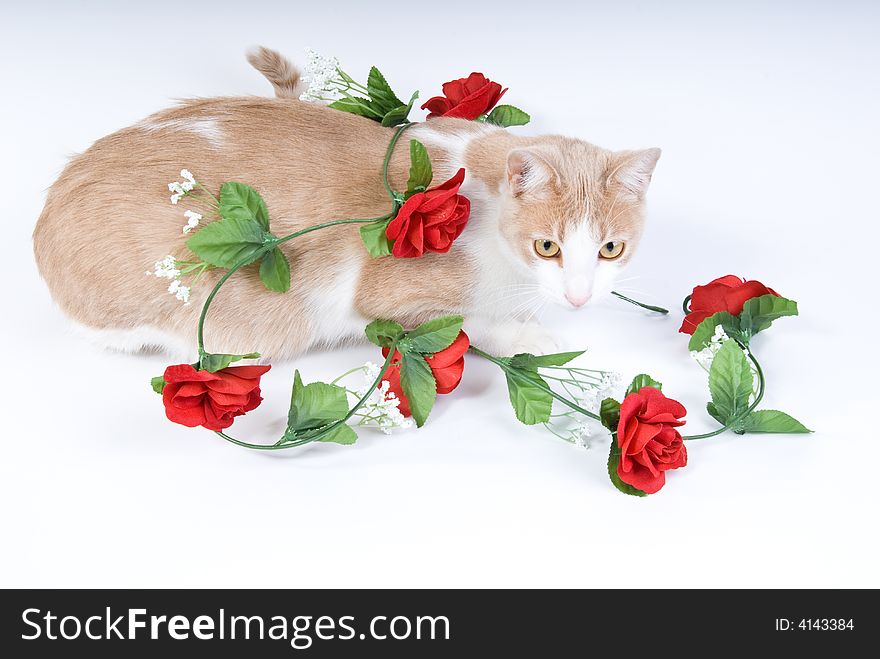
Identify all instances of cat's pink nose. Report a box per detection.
[565,291,592,308]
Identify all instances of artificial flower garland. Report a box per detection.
[149,54,810,496]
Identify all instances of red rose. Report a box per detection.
[381,331,470,417]
[421,73,507,120]
[161,363,270,431]
[385,169,470,258]
[616,387,687,494]
[680,275,780,335]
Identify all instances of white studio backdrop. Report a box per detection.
[0,0,877,588]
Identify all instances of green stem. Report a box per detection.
[287,339,399,443]
[543,422,576,443]
[336,69,362,88]
[213,337,399,451]
[197,216,394,355]
[468,345,601,421]
[683,341,765,440]
[611,291,669,315]
[195,183,220,207]
[196,120,416,356]
[682,294,692,314]
[331,366,366,385]
[274,216,392,247]
[383,123,413,200]
[337,94,385,119]
[194,122,419,450]
[196,255,256,356]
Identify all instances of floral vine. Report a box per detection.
[149,52,810,496]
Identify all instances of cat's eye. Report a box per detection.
[534,239,561,258]
[599,241,625,260]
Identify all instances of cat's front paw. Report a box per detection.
[509,323,561,356]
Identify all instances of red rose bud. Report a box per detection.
[385,169,470,258]
[381,331,470,417]
[616,387,687,494]
[680,275,780,335]
[162,363,270,431]
[421,73,507,120]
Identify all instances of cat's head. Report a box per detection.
[496,138,660,310]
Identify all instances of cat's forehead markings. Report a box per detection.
[551,190,592,242]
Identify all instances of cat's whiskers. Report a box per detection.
[506,293,544,321]
[489,286,543,301]
[483,284,544,316]
[520,293,551,327]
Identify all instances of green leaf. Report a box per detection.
[219,182,270,231]
[150,376,166,394]
[625,374,663,398]
[287,370,350,433]
[380,91,418,127]
[399,354,437,427]
[599,397,621,432]
[688,312,743,351]
[365,319,404,348]
[186,217,267,269]
[708,341,753,424]
[706,401,726,425]
[739,294,798,338]
[359,219,394,258]
[367,66,403,112]
[329,96,385,120]
[406,139,433,194]
[199,351,261,372]
[739,410,812,434]
[485,105,531,128]
[505,369,553,425]
[318,423,359,445]
[607,436,648,497]
[509,351,585,371]
[257,247,291,293]
[404,315,464,354]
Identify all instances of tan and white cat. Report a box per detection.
[33,48,660,360]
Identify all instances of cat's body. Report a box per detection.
[33,53,660,360]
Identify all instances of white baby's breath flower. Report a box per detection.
[151,255,180,279]
[175,284,191,304]
[690,325,731,369]
[355,362,412,434]
[690,348,714,369]
[299,48,342,104]
[569,370,621,413]
[168,182,185,205]
[166,279,191,304]
[180,169,196,190]
[572,421,592,449]
[361,361,382,386]
[182,210,202,234]
[168,170,198,203]
[149,255,191,304]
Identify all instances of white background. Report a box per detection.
[1,0,877,588]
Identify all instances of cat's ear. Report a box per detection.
[607,148,661,199]
[507,149,558,198]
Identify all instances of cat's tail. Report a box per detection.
[246,46,303,99]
